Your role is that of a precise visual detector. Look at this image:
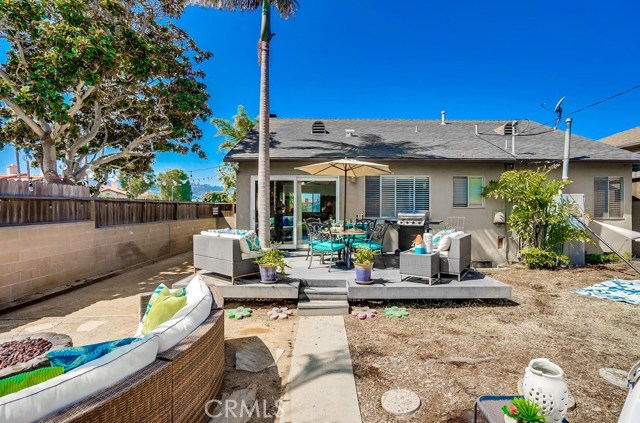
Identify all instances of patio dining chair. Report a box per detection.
[303,218,322,261]
[352,221,390,268]
[354,218,376,241]
[308,222,346,272]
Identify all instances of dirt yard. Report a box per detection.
[219,301,298,423]
[345,264,639,423]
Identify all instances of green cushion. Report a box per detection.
[142,289,187,335]
[313,242,346,252]
[0,366,64,397]
[143,284,186,318]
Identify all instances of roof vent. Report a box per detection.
[441,110,446,125]
[494,121,518,136]
[311,121,326,134]
[345,129,355,137]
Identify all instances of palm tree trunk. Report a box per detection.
[257,0,271,247]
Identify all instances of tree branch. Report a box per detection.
[70,101,102,151]
[67,85,96,117]
[1,96,45,137]
[90,131,168,167]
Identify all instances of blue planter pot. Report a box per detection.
[259,265,277,283]
[354,263,373,284]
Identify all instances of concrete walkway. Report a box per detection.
[282,316,362,423]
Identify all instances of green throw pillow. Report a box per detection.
[143,284,186,318]
[0,366,64,397]
[141,290,187,335]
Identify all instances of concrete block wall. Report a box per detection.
[0,216,232,305]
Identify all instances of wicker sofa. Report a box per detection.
[41,287,225,423]
[193,234,260,283]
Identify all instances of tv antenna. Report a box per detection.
[552,96,565,130]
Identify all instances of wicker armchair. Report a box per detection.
[42,287,225,423]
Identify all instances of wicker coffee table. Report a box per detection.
[399,251,440,285]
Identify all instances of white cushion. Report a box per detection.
[241,251,263,260]
[219,232,251,254]
[200,230,219,237]
[449,231,465,239]
[139,275,213,353]
[0,335,159,423]
[437,234,453,251]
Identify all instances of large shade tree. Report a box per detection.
[212,104,256,202]
[0,0,211,185]
[190,0,298,246]
[157,169,192,201]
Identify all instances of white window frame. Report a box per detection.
[364,175,430,218]
[452,176,485,208]
[593,176,624,219]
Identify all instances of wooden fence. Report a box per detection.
[0,197,235,228]
[0,180,90,198]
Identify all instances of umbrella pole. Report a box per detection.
[343,169,347,221]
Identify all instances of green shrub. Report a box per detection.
[585,252,621,265]
[520,247,569,269]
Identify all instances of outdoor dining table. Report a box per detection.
[329,228,366,269]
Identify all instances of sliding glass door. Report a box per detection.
[251,176,339,249]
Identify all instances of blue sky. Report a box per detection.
[1,0,639,182]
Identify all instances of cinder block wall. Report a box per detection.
[0,216,234,305]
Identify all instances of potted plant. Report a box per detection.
[502,397,545,423]
[353,246,374,284]
[255,246,290,284]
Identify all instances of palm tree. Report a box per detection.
[212,105,256,201]
[191,0,298,247]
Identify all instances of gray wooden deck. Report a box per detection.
[177,251,512,301]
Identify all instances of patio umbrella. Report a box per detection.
[295,158,392,221]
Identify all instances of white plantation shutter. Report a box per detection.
[594,177,608,218]
[415,177,430,212]
[608,177,624,218]
[381,176,396,217]
[453,177,468,207]
[364,176,430,218]
[396,178,414,213]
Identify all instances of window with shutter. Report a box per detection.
[453,176,484,208]
[593,176,624,219]
[364,176,430,218]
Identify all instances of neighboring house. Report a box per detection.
[599,125,640,256]
[99,182,128,198]
[0,164,44,181]
[226,117,640,265]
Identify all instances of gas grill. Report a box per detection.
[395,211,428,251]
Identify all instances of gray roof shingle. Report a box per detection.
[225,118,640,163]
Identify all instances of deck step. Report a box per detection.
[297,299,349,316]
[300,286,348,301]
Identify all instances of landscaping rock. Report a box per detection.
[381,389,421,416]
[599,367,629,389]
[209,383,257,423]
[235,346,284,373]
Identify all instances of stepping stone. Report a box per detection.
[235,346,283,373]
[24,322,58,333]
[599,368,629,389]
[76,320,106,332]
[381,389,421,416]
[209,383,258,423]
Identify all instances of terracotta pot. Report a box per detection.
[522,358,568,423]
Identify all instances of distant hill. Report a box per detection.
[191,183,223,201]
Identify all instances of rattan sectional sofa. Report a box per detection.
[40,287,225,423]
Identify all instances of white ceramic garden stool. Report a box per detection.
[522,358,569,423]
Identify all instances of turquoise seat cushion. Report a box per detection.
[353,241,382,251]
[313,242,346,252]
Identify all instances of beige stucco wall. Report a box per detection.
[0,217,231,305]
[237,160,633,265]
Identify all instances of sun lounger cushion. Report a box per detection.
[0,334,159,423]
[140,275,213,353]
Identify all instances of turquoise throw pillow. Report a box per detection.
[47,338,140,373]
